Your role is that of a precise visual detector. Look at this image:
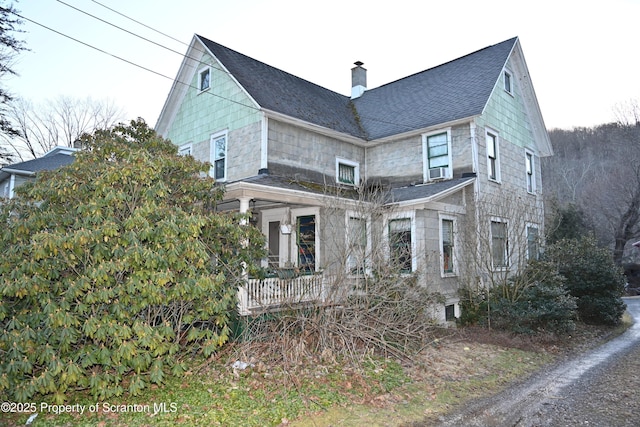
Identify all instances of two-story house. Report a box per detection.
[155,35,552,321]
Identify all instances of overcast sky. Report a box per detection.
[7,0,640,130]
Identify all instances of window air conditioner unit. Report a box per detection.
[429,167,447,180]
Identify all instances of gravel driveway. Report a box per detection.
[428,297,640,427]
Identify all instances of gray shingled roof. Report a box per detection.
[198,35,517,141]
[0,153,75,182]
[230,173,475,205]
[388,176,475,203]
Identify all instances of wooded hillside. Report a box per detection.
[542,121,640,267]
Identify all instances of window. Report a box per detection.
[199,67,211,91]
[178,143,192,156]
[347,216,368,274]
[486,129,500,182]
[445,304,456,322]
[527,226,540,261]
[525,151,535,193]
[389,218,412,273]
[504,70,513,94]
[336,158,360,186]
[423,130,451,181]
[297,215,316,273]
[441,218,455,275]
[210,132,227,180]
[491,220,508,268]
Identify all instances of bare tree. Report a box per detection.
[1,96,125,161]
[0,1,27,164]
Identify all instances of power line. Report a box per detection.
[12,12,259,112]
[15,4,422,134]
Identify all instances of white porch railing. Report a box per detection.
[238,274,324,315]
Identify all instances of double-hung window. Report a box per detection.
[423,130,451,181]
[486,129,500,182]
[491,220,508,269]
[527,225,540,261]
[525,151,535,193]
[347,215,368,274]
[210,132,227,181]
[389,218,413,273]
[441,217,455,275]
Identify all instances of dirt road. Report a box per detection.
[427,297,640,427]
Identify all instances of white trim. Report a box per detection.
[198,66,212,92]
[422,128,452,182]
[261,208,290,268]
[439,213,458,277]
[384,210,417,273]
[525,149,536,193]
[345,210,372,275]
[335,157,360,186]
[525,222,540,261]
[291,207,321,272]
[490,217,509,270]
[178,142,192,156]
[503,68,514,96]
[209,130,228,181]
[486,127,501,183]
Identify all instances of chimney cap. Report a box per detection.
[354,61,364,67]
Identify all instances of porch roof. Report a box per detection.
[387,176,476,205]
[221,173,475,209]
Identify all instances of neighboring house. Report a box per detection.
[156,35,552,321]
[0,147,77,199]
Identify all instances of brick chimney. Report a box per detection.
[351,61,367,99]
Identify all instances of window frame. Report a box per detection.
[439,214,457,277]
[178,143,192,156]
[335,157,360,186]
[209,130,228,181]
[346,211,371,275]
[198,66,211,92]
[526,224,540,261]
[490,218,509,270]
[422,129,452,182]
[291,207,321,273]
[525,149,536,193]
[385,212,416,274]
[503,69,513,95]
[486,128,501,182]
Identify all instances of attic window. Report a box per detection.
[504,70,513,94]
[199,67,211,92]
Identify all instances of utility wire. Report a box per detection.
[17,4,421,133]
[13,12,259,112]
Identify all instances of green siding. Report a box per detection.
[479,64,536,151]
[167,53,261,146]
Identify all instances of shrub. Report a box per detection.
[0,120,266,402]
[546,236,626,325]
[459,261,577,335]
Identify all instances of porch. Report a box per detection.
[238,273,325,315]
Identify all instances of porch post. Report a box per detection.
[237,197,251,316]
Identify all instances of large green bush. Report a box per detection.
[0,120,265,402]
[546,236,626,325]
[459,261,577,335]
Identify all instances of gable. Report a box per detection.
[479,40,552,156]
[157,36,549,151]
